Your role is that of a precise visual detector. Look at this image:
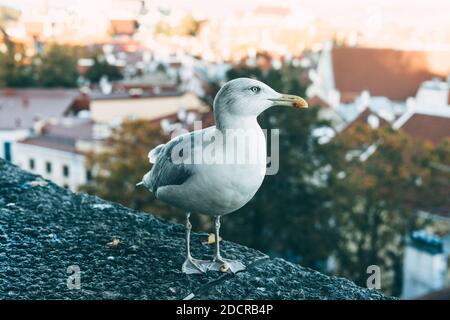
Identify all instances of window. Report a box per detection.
[4,142,11,162]
[29,158,35,170]
[45,161,52,174]
[63,165,70,177]
[86,169,93,182]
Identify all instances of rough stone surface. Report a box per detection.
[0,159,393,300]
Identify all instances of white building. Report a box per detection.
[307,43,450,131]
[415,78,450,110]
[308,43,450,106]
[87,90,208,125]
[0,89,80,162]
[13,141,89,190]
[392,78,450,146]
[402,230,450,298]
[0,129,29,163]
[12,118,104,191]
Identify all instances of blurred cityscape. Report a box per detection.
[0,0,449,298]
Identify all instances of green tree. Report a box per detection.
[83,61,449,296]
[0,40,36,88]
[332,124,449,295]
[84,56,123,84]
[426,138,450,210]
[154,13,201,37]
[221,63,343,268]
[202,62,449,294]
[0,5,20,23]
[177,13,201,36]
[154,20,172,36]
[81,120,186,223]
[37,44,78,88]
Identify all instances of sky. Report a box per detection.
[3,0,450,14]
[2,0,450,31]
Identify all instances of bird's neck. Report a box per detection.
[214,112,267,167]
[215,113,266,151]
[215,113,260,132]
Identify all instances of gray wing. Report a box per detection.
[146,131,197,194]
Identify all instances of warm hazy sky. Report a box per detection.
[3,0,450,30]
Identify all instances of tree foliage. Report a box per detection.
[220,63,343,268]
[81,121,186,224]
[37,44,79,88]
[0,5,20,23]
[84,56,123,84]
[0,43,79,88]
[0,42,35,87]
[331,124,449,295]
[83,61,449,296]
[154,13,201,37]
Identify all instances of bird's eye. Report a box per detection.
[250,86,261,93]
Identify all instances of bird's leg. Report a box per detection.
[182,212,210,274]
[214,215,222,260]
[210,215,246,274]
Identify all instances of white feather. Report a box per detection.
[148,144,165,164]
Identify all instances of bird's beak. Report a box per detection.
[269,94,308,109]
[136,181,143,187]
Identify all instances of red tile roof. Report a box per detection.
[400,113,450,145]
[307,95,331,109]
[332,47,450,101]
[252,6,291,16]
[341,108,390,134]
[110,20,137,36]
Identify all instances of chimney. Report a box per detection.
[22,96,30,109]
[406,97,416,112]
[33,118,46,134]
[357,90,370,112]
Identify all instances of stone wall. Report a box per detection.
[0,159,392,300]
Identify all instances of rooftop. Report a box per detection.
[341,107,390,134]
[0,159,392,300]
[110,20,138,36]
[394,109,450,145]
[88,88,184,101]
[19,135,79,154]
[19,118,96,154]
[0,89,79,130]
[332,47,450,101]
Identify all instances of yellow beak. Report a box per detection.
[269,94,308,109]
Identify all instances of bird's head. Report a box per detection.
[213,78,308,118]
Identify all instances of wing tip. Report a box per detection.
[148,144,165,164]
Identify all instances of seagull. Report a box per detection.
[137,78,308,274]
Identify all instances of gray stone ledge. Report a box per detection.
[0,159,393,300]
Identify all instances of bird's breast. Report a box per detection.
[195,162,265,214]
[196,136,267,213]
[160,124,269,215]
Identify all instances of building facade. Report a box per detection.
[13,142,89,190]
